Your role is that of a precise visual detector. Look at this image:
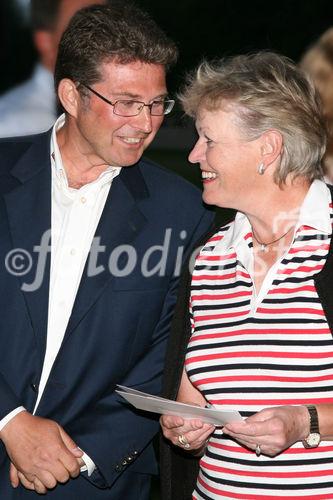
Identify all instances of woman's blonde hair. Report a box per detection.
[180,51,327,184]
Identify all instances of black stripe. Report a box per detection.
[192,281,252,291]
[281,255,326,264]
[263,297,320,304]
[295,234,329,242]
[187,362,333,377]
[192,300,250,311]
[204,385,333,394]
[195,263,236,271]
[187,339,333,351]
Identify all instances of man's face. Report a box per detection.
[70,60,167,168]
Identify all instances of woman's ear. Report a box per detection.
[57,79,81,117]
[260,129,283,167]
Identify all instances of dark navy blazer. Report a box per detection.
[0,130,214,499]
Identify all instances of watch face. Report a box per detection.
[305,433,321,447]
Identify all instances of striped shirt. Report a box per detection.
[186,180,333,499]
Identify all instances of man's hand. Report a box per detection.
[10,457,86,493]
[0,411,83,494]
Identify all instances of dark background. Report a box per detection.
[2,0,333,99]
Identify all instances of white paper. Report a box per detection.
[116,385,242,426]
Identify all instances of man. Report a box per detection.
[0,0,105,138]
[0,3,213,499]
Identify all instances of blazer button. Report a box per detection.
[30,383,38,392]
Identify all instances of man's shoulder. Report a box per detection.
[0,133,49,181]
[138,156,203,201]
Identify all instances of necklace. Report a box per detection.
[251,226,294,252]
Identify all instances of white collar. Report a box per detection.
[213,179,331,255]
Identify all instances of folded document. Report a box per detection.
[116,385,242,426]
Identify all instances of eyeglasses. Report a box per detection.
[78,83,175,117]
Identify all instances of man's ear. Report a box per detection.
[260,129,283,168]
[57,79,81,117]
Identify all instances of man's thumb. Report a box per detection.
[59,426,83,457]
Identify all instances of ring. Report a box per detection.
[255,444,261,456]
[178,434,190,449]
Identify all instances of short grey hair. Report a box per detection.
[180,51,327,184]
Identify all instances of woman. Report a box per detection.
[160,52,333,499]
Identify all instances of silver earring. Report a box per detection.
[257,162,265,175]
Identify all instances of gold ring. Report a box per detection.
[178,435,190,449]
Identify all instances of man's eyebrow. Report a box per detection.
[110,92,169,100]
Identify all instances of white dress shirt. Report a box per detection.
[0,115,121,476]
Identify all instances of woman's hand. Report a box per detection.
[160,414,215,452]
[222,405,309,457]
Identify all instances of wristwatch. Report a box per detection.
[302,405,321,448]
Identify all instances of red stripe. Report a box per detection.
[192,291,252,300]
[209,397,333,405]
[195,310,249,321]
[268,285,315,294]
[196,253,236,261]
[186,351,333,363]
[289,243,329,254]
[206,235,224,243]
[194,373,333,385]
[279,264,323,275]
[256,307,324,316]
[192,272,236,281]
[210,442,333,454]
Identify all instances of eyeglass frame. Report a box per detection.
[77,82,175,117]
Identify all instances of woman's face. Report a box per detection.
[189,106,263,209]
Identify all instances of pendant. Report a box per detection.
[260,244,267,252]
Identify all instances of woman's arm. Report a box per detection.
[160,369,215,453]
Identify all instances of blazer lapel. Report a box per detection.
[64,164,148,337]
[4,133,52,365]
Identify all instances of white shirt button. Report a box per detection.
[70,248,76,256]
[80,196,87,204]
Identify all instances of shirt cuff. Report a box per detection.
[80,451,96,477]
[0,406,26,432]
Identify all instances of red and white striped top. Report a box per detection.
[186,181,333,499]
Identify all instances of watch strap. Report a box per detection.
[306,405,319,434]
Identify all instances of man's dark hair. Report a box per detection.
[30,0,62,31]
[54,2,178,91]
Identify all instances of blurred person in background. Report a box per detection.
[301,28,333,182]
[160,52,333,499]
[0,0,106,138]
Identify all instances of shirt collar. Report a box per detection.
[50,114,121,189]
[213,179,331,256]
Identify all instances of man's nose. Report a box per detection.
[132,106,153,133]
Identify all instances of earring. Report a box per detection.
[257,162,265,175]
